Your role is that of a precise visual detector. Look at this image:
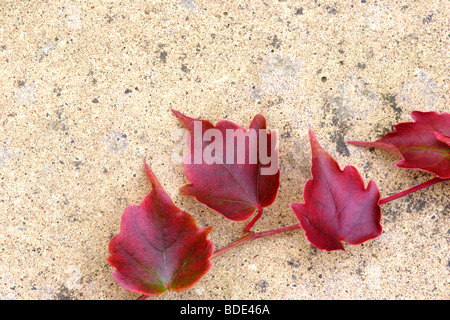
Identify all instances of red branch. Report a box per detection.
[379,177,448,205]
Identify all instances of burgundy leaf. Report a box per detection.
[290,130,382,251]
[172,109,280,222]
[348,111,450,179]
[107,160,214,296]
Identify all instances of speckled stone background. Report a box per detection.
[0,0,448,300]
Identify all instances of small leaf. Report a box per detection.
[290,130,382,251]
[348,111,450,179]
[172,109,280,222]
[107,160,214,296]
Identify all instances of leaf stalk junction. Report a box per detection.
[213,177,448,259]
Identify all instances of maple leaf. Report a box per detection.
[171,109,280,224]
[107,160,214,296]
[290,130,382,251]
[348,111,450,179]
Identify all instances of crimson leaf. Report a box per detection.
[107,160,214,296]
[172,109,280,223]
[348,111,450,179]
[290,130,382,251]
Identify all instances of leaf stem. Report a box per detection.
[212,224,301,259]
[252,224,302,239]
[243,208,263,232]
[379,177,448,205]
[211,232,254,259]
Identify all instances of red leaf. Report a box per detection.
[172,109,280,222]
[290,130,382,251]
[348,111,450,179]
[107,160,214,296]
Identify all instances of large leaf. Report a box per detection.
[348,111,450,179]
[172,109,280,222]
[290,130,382,251]
[107,160,214,296]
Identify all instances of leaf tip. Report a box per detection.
[171,108,186,122]
[203,225,214,236]
[143,158,161,189]
[179,184,194,196]
[308,129,325,156]
[171,108,191,122]
[250,113,267,130]
[308,129,320,146]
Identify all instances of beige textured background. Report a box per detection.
[0,0,449,300]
